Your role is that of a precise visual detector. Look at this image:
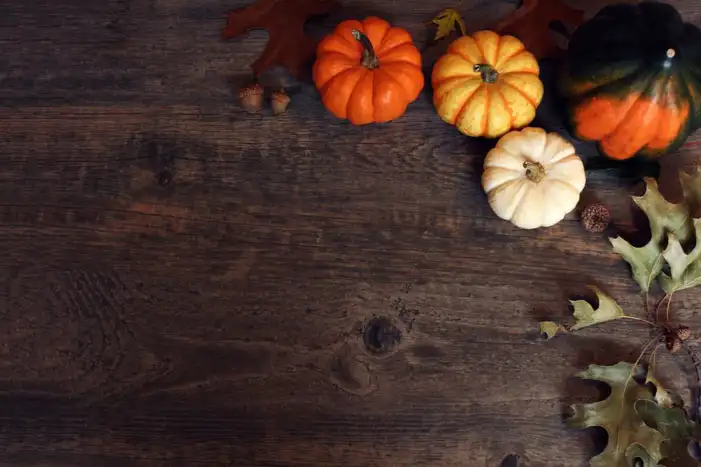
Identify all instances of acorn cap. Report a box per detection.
[239,83,264,98]
[239,84,264,113]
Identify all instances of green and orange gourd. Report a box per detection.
[560,1,701,160]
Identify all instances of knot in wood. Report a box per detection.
[363,316,401,356]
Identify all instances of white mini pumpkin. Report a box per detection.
[481,127,586,229]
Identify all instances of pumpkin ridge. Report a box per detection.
[487,178,528,219]
[546,177,583,198]
[643,74,676,149]
[482,86,491,135]
[453,83,483,126]
[508,179,532,220]
[449,49,479,68]
[495,86,513,127]
[565,64,649,105]
[313,53,358,89]
[496,46,525,70]
[336,21,366,51]
[320,65,363,95]
[432,77,478,108]
[484,162,523,173]
[432,75,480,89]
[603,71,669,154]
[362,17,391,49]
[676,71,698,130]
[372,68,408,120]
[492,34,501,67]
[546,149,578,166]
[471,36,489,66]
[564,62,645,99]
[376,41,409,58]
[320,66,367,118]
[347,69,374,124]
[500,81,537,109]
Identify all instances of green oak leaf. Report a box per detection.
[570,286,626,331]
[637,399,701,467]
[660,218,701,294]
[568,362,665,467]
[609,178,692,292]
[645,370,676,409]
[538,286,625,339]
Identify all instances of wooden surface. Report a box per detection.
[2,0,701,466]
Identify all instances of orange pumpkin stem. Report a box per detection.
[352,29,380,70]
[524,161,545,183]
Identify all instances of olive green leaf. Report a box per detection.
[644,369,675,408]
[637,399,701,467]
[429,8,467,41]
[538,286,625,340]
[570,286,626,330]
[610,178,692,292]
[539,321,563,340]
[659,219,701,294]
[568,362,666,467]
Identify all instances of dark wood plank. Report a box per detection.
[2,0,701,466]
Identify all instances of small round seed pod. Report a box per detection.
[580,203,611,233]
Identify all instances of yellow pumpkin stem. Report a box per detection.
[474,64,499,84]
[524,161,546,183]
[352,29,380,70]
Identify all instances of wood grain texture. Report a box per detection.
[2,0,701,466]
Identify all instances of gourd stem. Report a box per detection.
[474,64,499,84]
[352,29,380,70]
[524,161,545,183]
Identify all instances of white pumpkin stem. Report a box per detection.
[524,161,545,183]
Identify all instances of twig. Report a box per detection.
[644,291,651,322]
[665,292,675,324]
[682,341,701,423]
[654,294,671,324]
[616,335,663,455]
[648,342,663,378]
[620,315,661,328]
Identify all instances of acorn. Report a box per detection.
[677,325,692,341]
[271,90,291,115]
[580,203,611,233]
[239,83,264,113]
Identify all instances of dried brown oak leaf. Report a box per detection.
[493,0,584,59]
[223,0,340,79]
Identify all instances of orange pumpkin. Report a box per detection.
[432,31,544,138]
[313,17,424,125]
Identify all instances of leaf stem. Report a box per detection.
[665,292,674,323]
[620,315,661,328]
[616,335,663,454]
[682,341,701,422]
[654,294,671,324]
[643,291,651,321]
